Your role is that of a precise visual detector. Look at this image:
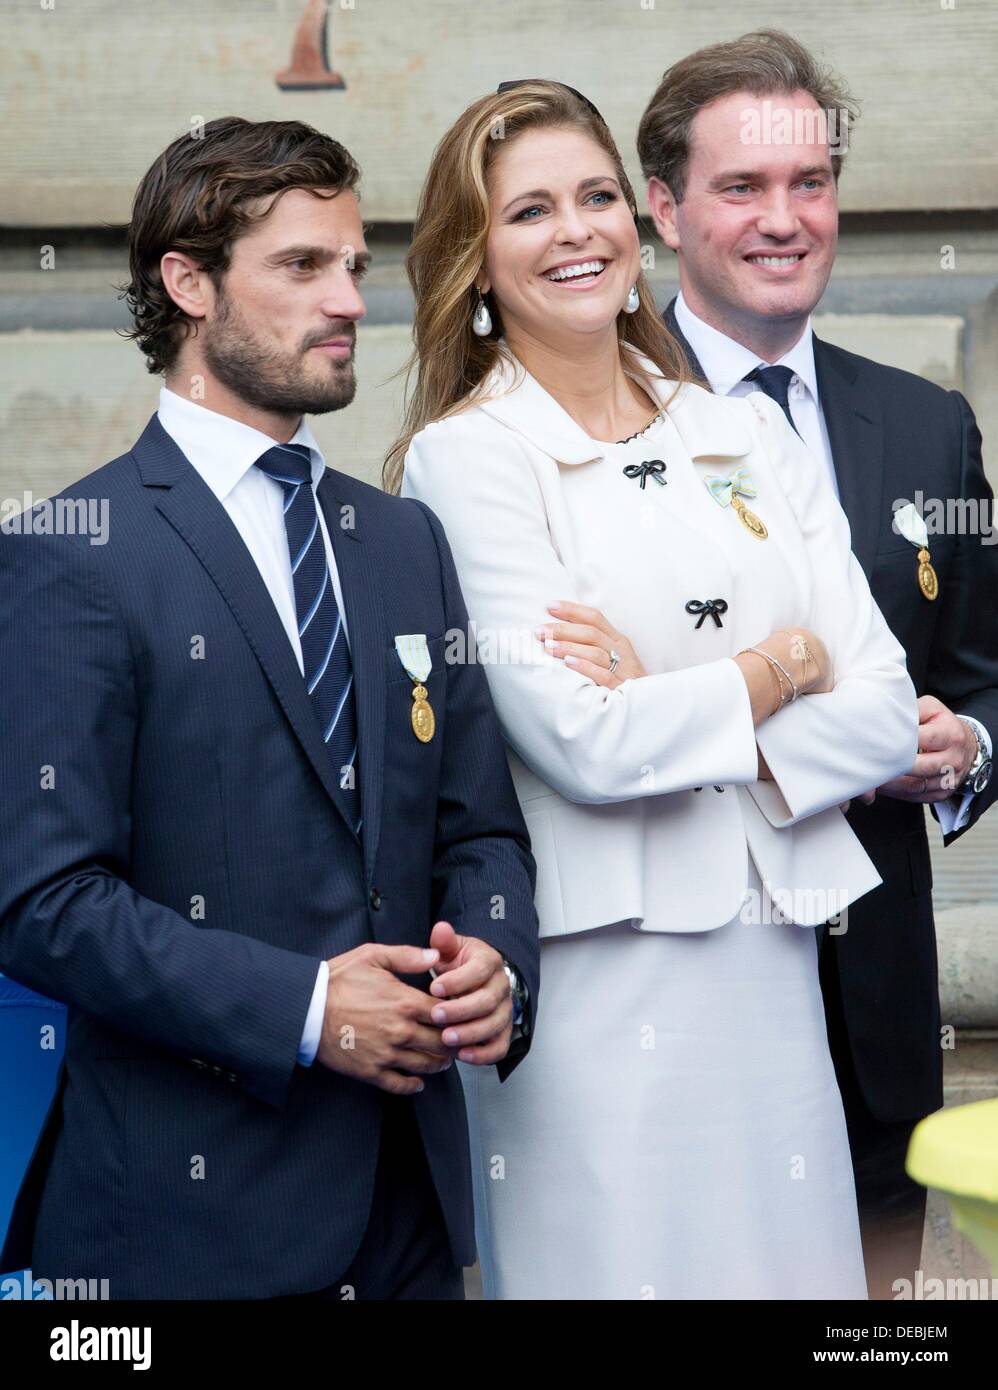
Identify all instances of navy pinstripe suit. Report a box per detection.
[0,415,539,1299]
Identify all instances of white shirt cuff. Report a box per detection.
[297,960,329,1067]
[935,790,975,836]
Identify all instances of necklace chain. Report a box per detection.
[614,408,665,446]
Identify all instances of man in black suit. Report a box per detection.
[0,118,539,1300]
[637,30,998,1297]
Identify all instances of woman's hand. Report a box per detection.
[736,626,833,726]
[536,600,647,689]
[780,628,833,695]
[754,627,833,698]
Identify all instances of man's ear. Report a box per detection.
[159,251,213,321]
[646,176,681,253]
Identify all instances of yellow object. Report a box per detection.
[907,1099,998,1269]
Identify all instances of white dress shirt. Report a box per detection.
[674,290,837,495]
[673,292,989,835]
[157,387,330,1066]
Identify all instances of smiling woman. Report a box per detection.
[482,127,638,338]
[381,79,690,493]
[391,76,920,1303]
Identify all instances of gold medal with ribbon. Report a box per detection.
[704,465,768,539]
[893,503,939,601]
[394,633,435,742]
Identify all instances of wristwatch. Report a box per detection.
[502,957,530,1038]
[960,717,993,795]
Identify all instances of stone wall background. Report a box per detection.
[3,0,998,221]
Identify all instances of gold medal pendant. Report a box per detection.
[917,547,939,601]
[731,493,769,540]
[410,682,435,742]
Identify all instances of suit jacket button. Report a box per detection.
[191,1057,208,1071]
[369,888,382,910]
[226,1072,237,1083]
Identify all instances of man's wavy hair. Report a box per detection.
[636,29,860,202]
[121,117,361,375]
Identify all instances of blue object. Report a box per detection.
[0,974,65,1280]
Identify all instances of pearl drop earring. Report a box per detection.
[624,284,640,314]
[472,289,493,337]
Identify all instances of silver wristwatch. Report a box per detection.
[960,718,993,795]
[503,958,529,1037]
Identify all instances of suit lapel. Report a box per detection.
[663,296,710,386]
[135,415,372,850]
[664,301,887,579]
[317,473,386,882]
[813,336,885,580]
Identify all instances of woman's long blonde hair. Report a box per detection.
[382,80,691,494]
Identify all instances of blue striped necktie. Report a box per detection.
[254,442,361,836]
[742,364,801,437]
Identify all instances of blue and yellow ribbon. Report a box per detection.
[703,466,757,508]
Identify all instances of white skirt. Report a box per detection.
[460,858,867,1300]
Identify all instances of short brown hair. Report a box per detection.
[121,117,361,375]
[636,29,860,202]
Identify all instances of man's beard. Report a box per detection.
[202,287,356,416]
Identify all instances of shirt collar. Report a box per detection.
[674,290,819,403]
[157,387,327,502]
[473,337,751,465]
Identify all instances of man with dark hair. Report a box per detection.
[0,118,538,1300]
[638,29,998,1299]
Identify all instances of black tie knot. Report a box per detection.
[742,365,801,436]
[742,364,796,410]
[254,442,313,488]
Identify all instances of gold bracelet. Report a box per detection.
[742,648,789,714]
[794,636,814,689]
[748,647,799,704]
[775,630,816,693]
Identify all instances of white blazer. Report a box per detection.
[401,342,919,935]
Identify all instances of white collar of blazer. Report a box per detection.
[471,336,753,466]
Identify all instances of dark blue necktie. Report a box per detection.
[254,443,361,836]
[742,365,801,437]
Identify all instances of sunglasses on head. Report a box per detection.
[496,79,606,126]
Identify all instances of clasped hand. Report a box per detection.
[317,922,513,1096]
[842,694,979,810]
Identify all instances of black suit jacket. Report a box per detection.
[0,415,539,1297]
[664,297,998,1121]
